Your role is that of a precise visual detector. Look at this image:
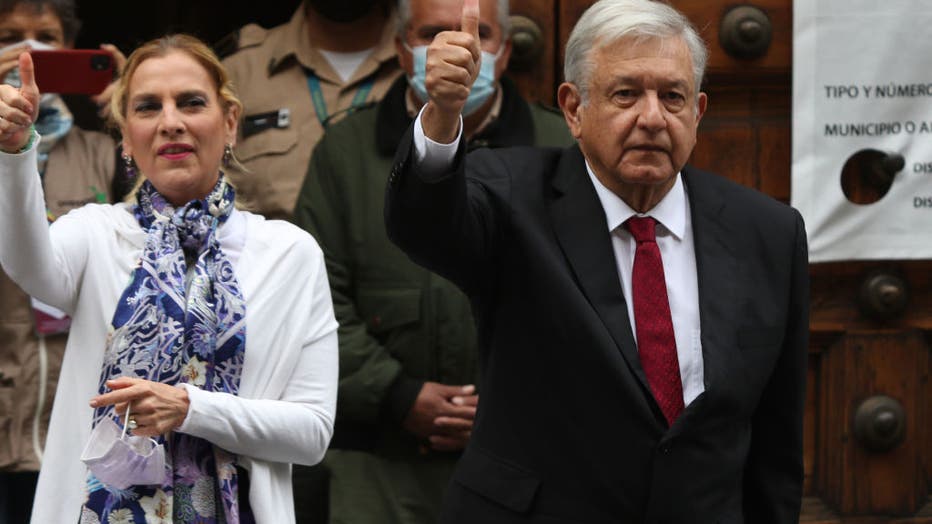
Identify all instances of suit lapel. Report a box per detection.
[548,146,651,394]
[682,167,740,397]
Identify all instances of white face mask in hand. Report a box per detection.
[80,404,167,490]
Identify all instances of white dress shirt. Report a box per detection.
[413,110,704,406]
[586,164,704,406]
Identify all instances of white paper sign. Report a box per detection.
[793,1,932,262]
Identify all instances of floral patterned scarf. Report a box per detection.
[81,176,251,524]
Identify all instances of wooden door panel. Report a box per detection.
[673,0,791,73]
[507,0,557,104]
[758,121,791,201]
[819,332,928,515]
[687,122,756,188]
[805,354,821,495]
[810,262,932,331]
[692,81,791,198]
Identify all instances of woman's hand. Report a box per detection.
[89,377,191,437]
[0,52,38,153]
[91,44,126,120]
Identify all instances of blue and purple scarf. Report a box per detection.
[81,176,250,524]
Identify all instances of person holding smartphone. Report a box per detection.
[0,1,122,521]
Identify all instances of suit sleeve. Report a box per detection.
[293,137,421,426]
[743,210,809,523]
[384,124,504,293]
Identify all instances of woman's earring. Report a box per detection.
[122,153,136,179]
[222,143,233,169]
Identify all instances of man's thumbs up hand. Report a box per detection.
[420,0,482,143]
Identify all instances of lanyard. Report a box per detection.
[306,70,375,127]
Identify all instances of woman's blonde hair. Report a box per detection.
[109,34,243,129]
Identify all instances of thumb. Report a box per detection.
[461,0,480,41]
[18,51,38,102]
[440,383,475,398]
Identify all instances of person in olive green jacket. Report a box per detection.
[292,1,572,522]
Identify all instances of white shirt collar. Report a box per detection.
[584,160,687,240]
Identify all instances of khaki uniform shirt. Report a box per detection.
[222,6,402,221]
[0,127,115,472]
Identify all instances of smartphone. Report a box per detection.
[31,49,114,95]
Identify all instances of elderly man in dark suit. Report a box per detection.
[385,0,809,522]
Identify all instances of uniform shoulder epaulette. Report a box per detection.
[215,24,268,59]
[213,29,240,60]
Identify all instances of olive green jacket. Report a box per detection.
[294,76,572,456]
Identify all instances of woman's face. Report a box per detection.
[0,4,67,48]
[121,50,238,206]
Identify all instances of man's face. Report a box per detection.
[396,0,511,81]
[559,36,707,198]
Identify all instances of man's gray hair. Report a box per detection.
[564,0,708,103]
[396,0,511,37]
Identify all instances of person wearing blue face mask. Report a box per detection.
[291,1,573,523]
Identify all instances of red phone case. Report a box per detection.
[31,49,114,95]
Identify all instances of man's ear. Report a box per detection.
[395,36,413,75]
[493,38,512,80]
[695,91,708,124]
[558,82,583,139]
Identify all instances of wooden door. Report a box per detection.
[542,1,931,521]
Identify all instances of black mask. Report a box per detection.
[306,0,379,23]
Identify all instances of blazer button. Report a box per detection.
[659,443,672,455]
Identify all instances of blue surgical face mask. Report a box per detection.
[405,43,504,116]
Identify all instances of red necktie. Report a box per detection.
[625,216,684,427]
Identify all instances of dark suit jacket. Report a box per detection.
[385,129,809,524]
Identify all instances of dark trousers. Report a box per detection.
[0,471,38,524]
[293,463,329,524]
